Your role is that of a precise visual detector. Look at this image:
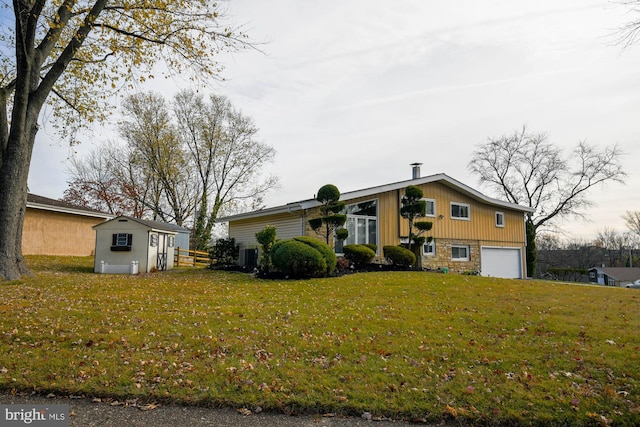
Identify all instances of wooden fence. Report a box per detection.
[175,247,210,267]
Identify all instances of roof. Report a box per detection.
[93,216,191,234]
[217,172,535,222]
[27,193,114,219]
[589,267,640,282]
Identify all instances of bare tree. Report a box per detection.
[64,139,164,220]
[594,227,634,267]
[173,90,279,250]
[616,1,640,46]
[66,90,279,250]
[63,141,132,215]
[535,232,564,251]
[623,211,640,237]
[468,125,626,276]
[119,92,196,225]
[0,1,252,281]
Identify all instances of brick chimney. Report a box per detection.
[410,162,422,179]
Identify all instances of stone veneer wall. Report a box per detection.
[420,239,480,274]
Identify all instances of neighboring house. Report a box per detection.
[23,193,114,256]
[93,216,190,274]
[217,166,535,278]
[588,267,640,287]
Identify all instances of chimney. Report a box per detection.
[410,162,422,179]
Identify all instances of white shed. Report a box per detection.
[93,216,188,274]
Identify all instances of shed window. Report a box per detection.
[495,211,505,227]
[111,233,133,251]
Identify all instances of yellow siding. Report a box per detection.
[22,208,105,256]
[380,182,526,246]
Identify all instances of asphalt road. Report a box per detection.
[0,393,434,427]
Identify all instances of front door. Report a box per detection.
[156,233,168,271]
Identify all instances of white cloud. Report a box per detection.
[27,0,640,240]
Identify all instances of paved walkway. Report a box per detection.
[1,393,433,426]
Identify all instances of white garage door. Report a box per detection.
[481,247,522,279]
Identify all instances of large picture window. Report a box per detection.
[335,200,377,253]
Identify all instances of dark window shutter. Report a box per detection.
[127,234,133,246]
[112,234,117,246]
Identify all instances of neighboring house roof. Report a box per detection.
[217,172,535,222]
[589,267,640,282]
[27,193,114,219]
[93,215,191,234]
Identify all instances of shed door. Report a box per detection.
[481,247,522,279]
[157,233,168,271]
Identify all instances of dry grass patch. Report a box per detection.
[0,256,638,425]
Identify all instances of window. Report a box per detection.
[451,202,470,220]
[111,233,133,251]
[495,211,505,227]
[423,198,436,217]
[335,200,378,253]
[451,245,469,261]
[423,239,436,256]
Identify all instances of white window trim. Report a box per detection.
[450,202,471,221]
[423,198,436,217]
[423,239,436,256]
[451,244,470,261]
[115,233,129,246]
[495,211,505,228]
[337,198,379,251]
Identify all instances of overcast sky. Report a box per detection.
[28,0,640,240]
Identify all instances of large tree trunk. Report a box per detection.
[0,123,38,281]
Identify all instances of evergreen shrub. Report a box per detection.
[343,244,376,268]
[293,236,337,274]
[271,239,327,278]
[383,245,416,268]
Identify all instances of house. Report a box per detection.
[216,165,535,278]
[588,267,640,287]
[23,193,114,256]
[93,216,190,274]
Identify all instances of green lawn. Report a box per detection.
[1,256,639,425]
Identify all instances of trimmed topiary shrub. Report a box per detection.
[256,225,277,273]
[343,244,376,268]
[293,236,337,275]
[271,239,327,278]
[363,243,377,253]
[383,245,416,268]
